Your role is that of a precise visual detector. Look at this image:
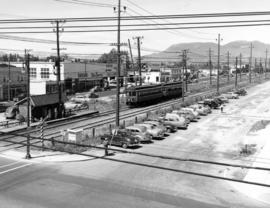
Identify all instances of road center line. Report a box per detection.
[0,163,32,175]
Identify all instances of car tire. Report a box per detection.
[167,128,172,133]
[122,143,128,149]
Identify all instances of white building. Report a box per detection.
[10,61,125,95]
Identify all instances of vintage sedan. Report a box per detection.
[134,123,164,138]
[100,129,140,149]
[143,120,167,135]
[222,92,239,99]
[125,125,152,142]
[189,104,208,116]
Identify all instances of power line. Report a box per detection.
[54,0,115,8]
[1,22,269,33]
[125,0,213,40]
[0,35,113,45]
[1,11,270,23]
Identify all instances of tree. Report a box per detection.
[97,49,130,65]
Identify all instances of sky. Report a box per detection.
[1,0,270,58]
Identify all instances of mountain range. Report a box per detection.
[143,41,270,64]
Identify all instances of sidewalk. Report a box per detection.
[0,148,106,163]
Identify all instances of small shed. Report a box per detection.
[16,93,67,121]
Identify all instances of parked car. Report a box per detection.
[134,123,164,138]
[234,88,247,96]
[216,96,229,103]
[222,92,239,99]
[197,103,212,114]
[100,129,140,148]
[155,118,178,133]
[5,106,19,119]
[125,125,152,142]
[163,113,188,129]
[143,120,167,135]
[198,99,220,109]
[71,95,90,103]
[64,101,88,111]
[172,110,192,123]
[189,104,208,116]
[181,107,200,120]
[71,93,98,103]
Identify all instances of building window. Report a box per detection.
[41,68,50,79]
[30,68,37,78]
[156,76,159,82]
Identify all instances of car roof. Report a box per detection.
[127,125,145,130]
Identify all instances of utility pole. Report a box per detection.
[52,20,65,119]
[84,61,87,91]
[239,53,242,81]
[25,49,31,159]
[249,43,254,83]
[259,57,262,78]
[56,20,62,118]
[181,50,186,102]
[182,49,188,91]
[134,36,143,85]
[217,34,222,94]
[227,51,230,83]
[114,0,125,127]
[8,54,11,101]
[255,58,257,78]
[208,48,213,85]
[128,39,135,76]
[265,49,268,79]
[235,56,238,89]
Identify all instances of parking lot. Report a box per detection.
[54,81,270,207]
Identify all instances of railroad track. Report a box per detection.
[30,79,250,140]
[0,76,257,148]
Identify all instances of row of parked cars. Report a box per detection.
[100,88,247,149]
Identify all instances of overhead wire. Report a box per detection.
[54,0,115,8]
[0,11,270,23]
[125,0,213,40]
[0,22,269,33]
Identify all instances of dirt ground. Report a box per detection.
[54,80,270,208]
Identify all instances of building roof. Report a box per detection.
[16,93,67,107]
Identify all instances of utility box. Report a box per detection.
[67,129,83,143]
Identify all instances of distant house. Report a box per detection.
[0,64,26,101]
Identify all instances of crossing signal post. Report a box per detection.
[38,117,48,151]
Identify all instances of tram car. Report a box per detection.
[126,81,182,106]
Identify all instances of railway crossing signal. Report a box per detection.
[37,117,48,151]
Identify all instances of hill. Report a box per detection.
[143,41,270,64]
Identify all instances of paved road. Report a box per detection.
[0,155,226,208]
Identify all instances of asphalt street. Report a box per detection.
[0,155,227,208]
